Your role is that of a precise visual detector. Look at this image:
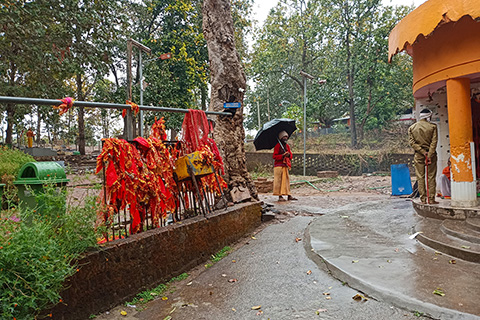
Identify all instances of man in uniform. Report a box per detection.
[408,109,438,204]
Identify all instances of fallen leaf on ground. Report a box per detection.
[352,293,368,301]
[186,281,193,286]
[251,305,262,310]
[169,307,176,314]
[449,260,456,264]
[461,245,471,249]
[316,308,327,314]
[307,270,312,275]
[120,310,127,316]
[352,294,362,301]
[161,296,168,300]
[352,260,359,263]
[325,296,332,300]
[222,274,227,277]
[433,288,445,296]
[251,236,257,240]
[228,278,238,283]
[323,292,330,296]
[232,308,236,312]
[435,251,442,255]
[256,310,263,315]
[232,260,236,263]
[295,237,302,242]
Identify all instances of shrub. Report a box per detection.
[0,182,101,319]
[0,146,35,178]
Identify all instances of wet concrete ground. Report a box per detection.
[306,199,480,320]
[96,193,439,320]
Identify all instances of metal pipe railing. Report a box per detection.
[0,95,231,116]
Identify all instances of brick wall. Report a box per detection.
[246,152,413,176]
[46,201,262,320]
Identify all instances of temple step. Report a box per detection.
[466,216,480,232]
[415,218,480,263]
[441,219,480,244]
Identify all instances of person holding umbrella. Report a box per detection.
[273,131,297,201]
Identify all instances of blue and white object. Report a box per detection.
[223,102,241,109]
[391,164,413,196]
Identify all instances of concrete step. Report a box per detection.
[415,218,480,263]
[441,219,480,244]
[466,217,480,232]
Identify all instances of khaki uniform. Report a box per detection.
[408,119,438,203]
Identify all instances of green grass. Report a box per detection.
[126,273,189,308]
[211,246,232,263]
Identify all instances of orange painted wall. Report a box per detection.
[412,16,480,94]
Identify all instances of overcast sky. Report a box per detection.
[252,0,428,27]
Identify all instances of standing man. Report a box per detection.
[273,131,297,201]
[26,128,35,148]
[408,109,438,204]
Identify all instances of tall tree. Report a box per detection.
[247,0,329,130]
[56,0,128,154]
[203,0,257,200]
[0,0,69,145]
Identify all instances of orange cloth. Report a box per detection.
[273,166,291,196]
[442,166,451,180]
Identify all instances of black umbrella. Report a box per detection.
[253,118,297,151]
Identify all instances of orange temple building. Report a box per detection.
[389,0,480,207]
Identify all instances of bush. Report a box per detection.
[0,146,35,178]
[0,183,102,319]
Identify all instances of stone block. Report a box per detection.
[317,171,339,178]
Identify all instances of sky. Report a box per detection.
[252,0,428,27]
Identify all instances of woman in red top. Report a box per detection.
[273,131,297,201]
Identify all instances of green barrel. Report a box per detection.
[14,162,69,213]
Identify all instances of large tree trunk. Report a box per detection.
[203,0,258,200]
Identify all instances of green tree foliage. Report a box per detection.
[247,0,414,147]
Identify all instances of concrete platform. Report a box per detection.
[307,199,480,319]
[412,198,480,220]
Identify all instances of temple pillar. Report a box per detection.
[446,78,477,207]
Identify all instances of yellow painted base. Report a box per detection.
[174,151,214,181]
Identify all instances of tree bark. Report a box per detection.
[203,0,258,200]
[76,74,86,155]
[5,105,14,146]
[36,106,41,143]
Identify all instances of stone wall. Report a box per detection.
[46,202,262,320]
[246,152,414,176]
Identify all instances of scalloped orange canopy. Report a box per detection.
[388,0,480,62]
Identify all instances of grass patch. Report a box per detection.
[126,273,189,308]
[204,246,232,268]
[211,246,232,263]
